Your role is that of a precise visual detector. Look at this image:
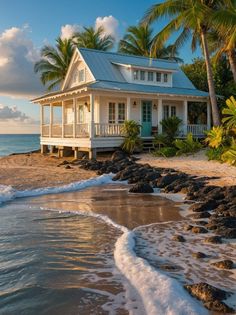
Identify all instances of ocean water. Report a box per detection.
[0,177,235,314]
[0,134,40,156]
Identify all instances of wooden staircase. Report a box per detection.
[142,138,155,152]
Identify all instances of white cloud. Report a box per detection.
[95,15,119,40]
[0,26,43,99]
[60,24,82,40]
[0,104,35,122]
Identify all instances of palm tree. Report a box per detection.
[73,26,114,51]
[142,0,222,126]
[118,25,183,62]
[34,37,74,91]
[211,1,236,82]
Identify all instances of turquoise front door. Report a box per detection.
[141,101,152,137]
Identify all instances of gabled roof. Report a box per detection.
[78,48,196,90]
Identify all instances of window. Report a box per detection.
[140,70,145,81]
[148,71,154,81]
[171,106,176,117]
[109,102,116,123]
[163,73,168,83]
[163,105,169,119]
[156,72,162,82]
[118,103,125,123]
[78,69,85,82]
[133,70,139,80]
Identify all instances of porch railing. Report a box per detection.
[76,123,89,137]
[94,123,123,137]
[187,124,208,136]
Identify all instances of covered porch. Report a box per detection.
[39,92,211,158]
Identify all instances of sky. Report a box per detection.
[0,0,202,134]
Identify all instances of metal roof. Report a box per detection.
[79,48,197,91]
[89,80,209,98]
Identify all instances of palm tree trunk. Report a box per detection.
[200,30,220,126]
[228,50,236,83]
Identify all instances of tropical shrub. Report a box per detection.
[153,146,177,158]
[161,116,182,142]
[206,147,225,161]
[153,134,171,148]
[120,120,142,154]
[222,96,236,130]
[174,133,202,156]
[205,126,226,148]
[221,139,236,166]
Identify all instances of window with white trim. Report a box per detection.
[171,106,176,117]
[77,105,84,123]
[156,72,162,82]
[118,103,125,123]
[133,70,139,80]
[108,102,126,124]
[108,102,116,124]
[78,69,85,82]
[163,73,168,83]
[147,71,154,81]
[140,70,145,81]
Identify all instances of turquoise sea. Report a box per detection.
[0,134,40,156]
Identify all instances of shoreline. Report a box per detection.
[0,151,236,313]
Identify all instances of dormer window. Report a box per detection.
[147,71,154,81]
[140,70,145,81]
[163,73,168,83]
[133,70,139,80]
[156,72,161,82]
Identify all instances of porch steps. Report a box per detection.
[142,138,155,152]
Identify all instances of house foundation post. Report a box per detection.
[74,148,79,159]
[49,145,54,154]
[88,148,96,159]
[41,145,48,154]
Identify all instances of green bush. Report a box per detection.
[174,133,202,155]
[221,139,236,166]
[153,146,177,157]
[160,116,182,142]
[120,120,142,154]
[206,147,225,161]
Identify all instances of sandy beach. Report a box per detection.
[138,150,236,187]
[0,153,96,190]
[1,150,236,190]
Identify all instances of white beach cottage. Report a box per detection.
[32,48,211,158]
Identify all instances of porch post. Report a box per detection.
[89,94,94,138]
[40,105,44,136]
[49,103,53,137]
[127,96,131,120]
[207,100,211,130]
[73,97,76,138]
[157,99,163,133]
[183,100,188,135]
[62,101,65,138]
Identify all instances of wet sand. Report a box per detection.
[26,184,182,230]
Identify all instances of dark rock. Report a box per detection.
[216,228,236,239]
[192,212,211,219]
[65,165,72,169]
[192,252,207,259]
[196,220,208,226]
[204,300,235,313]
[155,173,185,188]
[189,199,218,212]
[111,150,127,162]
[129,183,154,194]
[172,235,186,242]
[184,282,229,302]
[183,224,193,231]
[204,236,222,244]
[211,260,234,270]
[58,160,70,166]
[191,226,208,234]
[144,172,161,182]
